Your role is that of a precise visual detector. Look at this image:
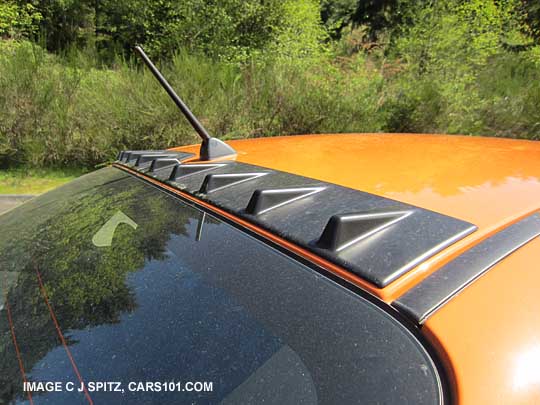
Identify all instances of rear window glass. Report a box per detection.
[0,167,442,404]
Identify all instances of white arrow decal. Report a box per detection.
[92,211,138,247]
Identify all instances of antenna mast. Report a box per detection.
[134,46,236,160]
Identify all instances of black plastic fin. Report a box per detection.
[149,158,182,172]
[135,154,178,167]
[118,150,133,161]
[117,149,195,167]
[246,187,325,215]
[317,210,413,252]
[121,152,134,162]
[123,150,165,163]
[199,173,267,194]
[120,152,133,162]
[169,163,226,181]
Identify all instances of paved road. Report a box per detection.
[0,195,35,215]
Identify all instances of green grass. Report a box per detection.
[0,168,87,194]
[0,42,387,169]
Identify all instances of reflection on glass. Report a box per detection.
[0,167,442,405]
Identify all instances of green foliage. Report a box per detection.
[0,40,386,168]
[28,0,95,51]
[382,0,540,136]
[476,52,540,138]
[0,41,83,167]
[521,0,540,42]
[267,0,328,64]
[321,0,357,37]
[321,0,411,41]
[19,0,326,62]
[1,0,540,170]
[0,167,85,193]
[0,1,42,39]
[94,0,286,61]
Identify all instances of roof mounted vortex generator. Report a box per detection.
[134,46,236,161]
[114,154,478,288]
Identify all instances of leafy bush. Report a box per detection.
[382,0,540,137]
[476,52,540,139]
[0,1,41,39]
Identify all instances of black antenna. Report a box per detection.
[134,46,236,161]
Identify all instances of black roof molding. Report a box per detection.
[393,212,540,323]
[246,187,325,215]
[316,210,413,252]
[115,154,477,288]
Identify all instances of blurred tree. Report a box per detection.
[27,0,95,51]
[320,0,408,41]
[13,0,327,62]
[100,0,286,60]
[0,1,42,39]
[521,1,540,42]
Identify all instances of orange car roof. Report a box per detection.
[174,133,540,232]
[168,133,540,299]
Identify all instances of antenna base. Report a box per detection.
[200,138,237,161]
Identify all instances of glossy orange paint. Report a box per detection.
[172,133,540,231]
[172,133,540,300]
[424,235,540,405]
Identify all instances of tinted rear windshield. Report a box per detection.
[0,167,442,404]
